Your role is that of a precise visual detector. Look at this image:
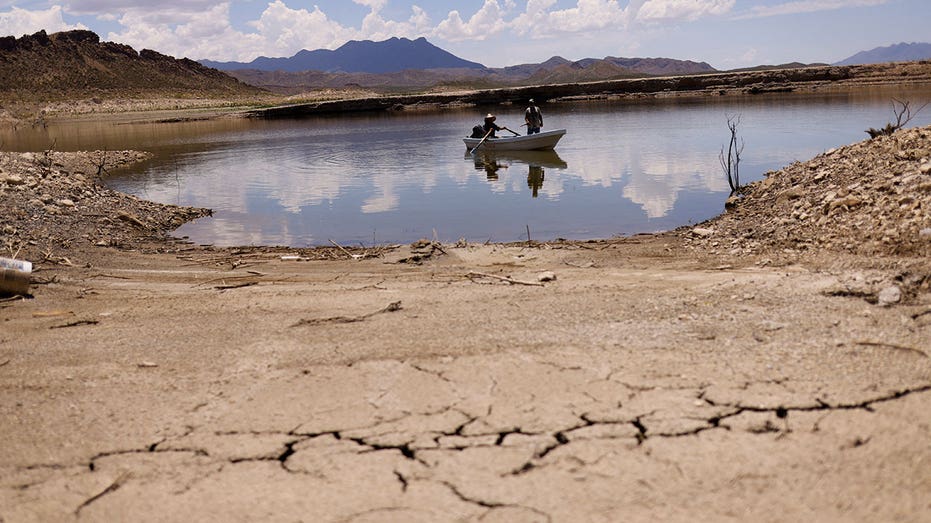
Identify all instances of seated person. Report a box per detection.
[483,114,504,138]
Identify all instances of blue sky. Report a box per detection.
[0,1,927,69]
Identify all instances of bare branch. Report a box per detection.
[866,98,928,138]
[720,114,743,195]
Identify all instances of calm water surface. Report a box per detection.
[5,88,930,246]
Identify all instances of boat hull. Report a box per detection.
[464,129,566,151]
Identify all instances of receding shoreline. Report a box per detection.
[242,61,931,119]
[5,59,930,126]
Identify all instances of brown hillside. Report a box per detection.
[225,56,712,95]
[0,30,263,100]
[604,56,716,76]
[527,60,640,84]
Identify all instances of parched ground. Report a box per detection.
[0,123,929,521]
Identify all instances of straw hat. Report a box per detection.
[485,113,496,120]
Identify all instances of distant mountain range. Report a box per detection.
[7,30,925,103]
[201,37,717,94]
[203,37,931,80]
[202,37,484,73]
[208,36,931,95]
[835,42,931,65]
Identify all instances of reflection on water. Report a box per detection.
[2,87,929,246]
[467,150,566,197]
[528,165,544,198]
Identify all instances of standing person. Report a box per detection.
[525,99,543,135]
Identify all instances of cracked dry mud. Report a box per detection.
[2,237,930,522]
[2,122,931,521]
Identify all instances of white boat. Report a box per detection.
[464,129,566,151]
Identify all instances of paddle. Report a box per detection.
[469,128,494,155]
[504,127,521,136]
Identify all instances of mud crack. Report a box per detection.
[704,383,931,415]
[74,471,130,515]
[438,481,553,521]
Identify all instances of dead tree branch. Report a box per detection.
[719,114,744,195]
[92,150,111,177]
[866,98,928,138]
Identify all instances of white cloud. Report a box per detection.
[352,0,388,9]
[100,0,435,61]
[107,3,265,60]
[360,5,432,41]
[249,1,352,56]
[63,1,217,17]
[636,0,735,23]
[545,0,627,31]
[0,5,83,37]
[99,0,362,61]
[733,0,889,20]
[434,0,509,41]
[510,0,632,37]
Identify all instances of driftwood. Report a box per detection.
[193,274,263,289]
[50,319,99,329]
[329,239,381,260]
[291,301,402,327]
[466,271,544,287]
[329,239,360,259]
[856,340,927,358]
[214,281,258,290]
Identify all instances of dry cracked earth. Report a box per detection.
[2,122,931,522]
[2,239,930,522]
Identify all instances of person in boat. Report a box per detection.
[525,99,543,135]
[482,113,513,138]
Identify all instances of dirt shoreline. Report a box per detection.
[3,59,929,124]
[242,61,931,118]
[1,89,930,520]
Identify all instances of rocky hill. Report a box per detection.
[202,37,485,73]
[578,56,715,76]
[525,60,641,84]
[0,30,263,101]
[224,55,716,95]
[202,36,718,94]
[836,42,931,66]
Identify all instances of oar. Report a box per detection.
[504,127,521,137]
[469,128,494,155]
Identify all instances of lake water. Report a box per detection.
[5,87,930,247]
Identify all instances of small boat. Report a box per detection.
[464,129,567,152]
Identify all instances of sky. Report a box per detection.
[0,1,928,69]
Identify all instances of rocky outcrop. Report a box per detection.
[684,125,931,258]
[0,30,262,100]
[0,151,209,261]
